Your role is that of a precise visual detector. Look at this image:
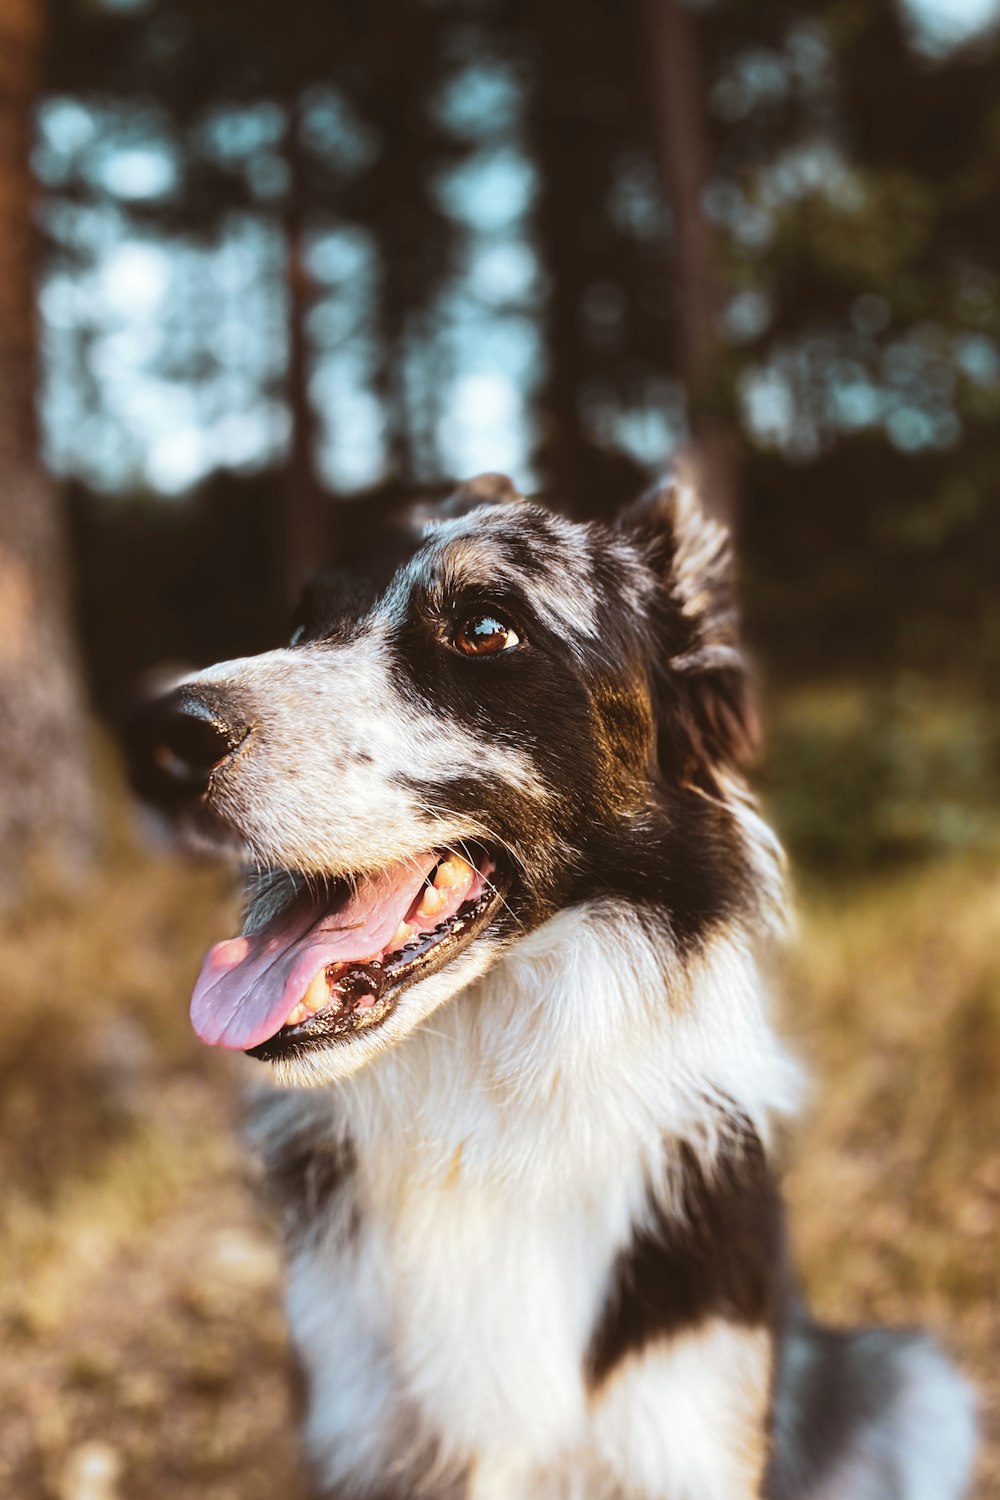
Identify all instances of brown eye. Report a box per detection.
[453,613,521,656]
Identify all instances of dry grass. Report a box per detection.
[781,860,1000,1497]
[0,806,996,1497]
[0,823,308,1500]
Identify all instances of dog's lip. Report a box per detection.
[189,845,501,1053]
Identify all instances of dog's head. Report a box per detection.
[128,473,770,1084]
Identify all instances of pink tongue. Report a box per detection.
[190,854,439,1050]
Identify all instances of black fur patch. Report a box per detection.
[586,1124,786,1387]
[382,505,762,964]
[261,1134,357,1245]
[573,789,762,956]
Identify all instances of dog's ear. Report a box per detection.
[439,472,524,518]
[408,473,525,532]
[617,473,758,776]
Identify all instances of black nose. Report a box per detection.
[126,687,250,809]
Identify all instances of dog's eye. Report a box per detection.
[453,613,521,657]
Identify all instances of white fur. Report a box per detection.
[274,901,803,1498]
[591,1322,773,1499]
[339,902,802,1192]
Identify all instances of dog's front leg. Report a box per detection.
[588,1320,773,1500]
[289,1234,469,1500]
[247,1097,457,1500]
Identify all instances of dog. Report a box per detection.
[128,473,976,1500]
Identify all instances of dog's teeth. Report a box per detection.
[303,968,331,1014]
[285,1002,308,1026]
[433,856,473,893]
[416,884,446,918]
[390,920,414,948]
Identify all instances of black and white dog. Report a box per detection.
[129,474,975,1500]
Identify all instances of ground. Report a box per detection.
[1,784,997,1499]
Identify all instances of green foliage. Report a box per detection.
[762,679,1000,874]
[792,170,935,287]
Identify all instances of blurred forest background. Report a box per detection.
[0,0,998,1496]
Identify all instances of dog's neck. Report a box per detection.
[333,900,803,1201]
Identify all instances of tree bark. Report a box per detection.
[529,95,594,514]
[640,0,739,525]
[0,0,94,887]
[282,100,327,604]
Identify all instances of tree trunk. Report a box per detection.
[522,0,610,516]
[640,0,739,525]
[282,100,326,604]
[530,119,594,514]
[0,0,94,887]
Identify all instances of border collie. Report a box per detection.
[129,473,975,1500]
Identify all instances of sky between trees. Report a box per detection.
[38,0,1000,512]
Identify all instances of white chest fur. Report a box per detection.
[276,903,801,1498]
[290,1149,647,1493]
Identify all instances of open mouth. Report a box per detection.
[189,843,507,1061]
